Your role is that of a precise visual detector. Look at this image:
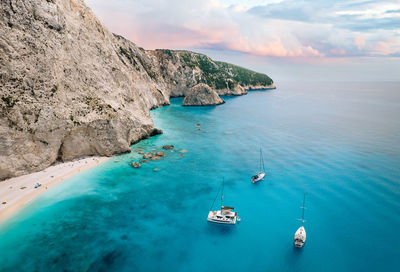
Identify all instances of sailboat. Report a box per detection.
[252,148,266,183]
[294,193,307,248]
[207,178,240,225]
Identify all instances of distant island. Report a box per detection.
[0,0,274,180]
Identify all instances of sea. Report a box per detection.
[0,81,399,272]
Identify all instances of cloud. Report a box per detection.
[372,41,392,55]
[85,0,400,58]
[203,38,323,57]
[330,48,347,55]
[335,2,400,19]
[354,36,366,50]
[370,37,400,55]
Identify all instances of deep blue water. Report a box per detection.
[0,82,399,272]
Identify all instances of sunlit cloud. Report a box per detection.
[86,0,400,59]
[371,37,400,55]
[335,3,400,19]
[354,36,366,50]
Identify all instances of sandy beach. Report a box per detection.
[0,156,109,223]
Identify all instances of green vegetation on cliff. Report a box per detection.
[173,50,273,90]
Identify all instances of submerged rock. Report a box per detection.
[182,84,224,106]
[150,156,162,161]
[153,168,160,172]
[140,159,148,163]
[162,145,174,150]
[143,152,153,159]
[131,162,141,168]
[156,152,165,157]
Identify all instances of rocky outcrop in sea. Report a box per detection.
[183,84,224,106]
[0,0,274,179]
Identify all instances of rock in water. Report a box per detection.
[182,84,224,106]
[150,156,162,161]
[156,152,165,157]
[131,162,141,168]
[143,152,153,159]
[162,145,174,150]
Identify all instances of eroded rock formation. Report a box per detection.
[183,84,224,106]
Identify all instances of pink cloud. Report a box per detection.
[135,21,324,58]
[371,38,400,55]
[372,41,392,55]
[354,36,366,50]
[86,0,400,60]
[228,38,323,57]
[330,48,347,55]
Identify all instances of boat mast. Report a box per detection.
[260,148,265,172]
[209,180,223,211]
[300,193,306,225]
[221,178,224,208]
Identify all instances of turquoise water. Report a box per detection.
[1,82,399,271]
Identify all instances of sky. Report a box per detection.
[85,0,400,82]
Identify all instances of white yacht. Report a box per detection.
[294,193,307,248]
[207,179,240,225]
[294,226,306,248]
[207,206,239,225]
[252,148,266,183]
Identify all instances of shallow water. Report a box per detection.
[1,82,399,272]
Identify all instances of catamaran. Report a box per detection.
[294,193,307,248]
[207,179,240,225]
[252,148,266,183]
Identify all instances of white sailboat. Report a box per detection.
[294,193,307,248]
[252,148,266,183]
[207,179,240,225]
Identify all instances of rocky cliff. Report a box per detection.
[0,0,274,180]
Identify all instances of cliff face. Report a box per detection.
[0,0,274,180]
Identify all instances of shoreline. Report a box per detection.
[0,156,109,223]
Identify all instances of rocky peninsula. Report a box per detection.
[0,0,275,180]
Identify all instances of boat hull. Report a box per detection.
[252,172,265,183]
[294,226,306,247]
[207,218,237,225]
[207,211,238,225]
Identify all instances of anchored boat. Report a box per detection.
[252,148,266,183]
[294,193,307,248]
[207,178,240,225]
